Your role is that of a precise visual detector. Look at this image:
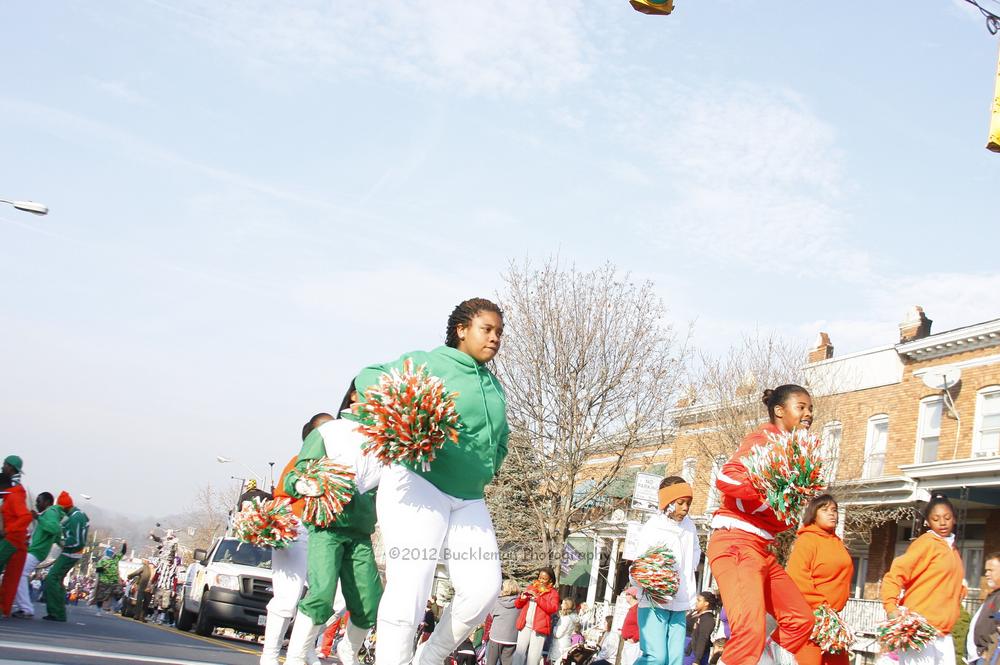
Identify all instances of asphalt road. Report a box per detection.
[0,600,265,665]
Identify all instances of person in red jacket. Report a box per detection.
[706,385,815,665]
[0,455,31,617]
[785,494,853,665]
[622,589,641,665]
[513,567,561,665]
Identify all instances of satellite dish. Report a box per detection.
[611,509,626,522]
[921,366,962,391]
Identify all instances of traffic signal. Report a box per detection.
[989,44,1000,153]
[630,0,674,15]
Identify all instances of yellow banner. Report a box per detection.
[989,42,1000,153]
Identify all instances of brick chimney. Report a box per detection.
[808,332,834,363]
[899,306,933,343]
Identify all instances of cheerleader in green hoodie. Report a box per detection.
[360,298,510,665]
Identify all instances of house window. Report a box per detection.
[863,415,889,479]
[821,422,842,483]
[962,546,984,593]
[681,457,697,485]
[706,455,726,513]
[916,397,943,464]
[973,386,1000,456]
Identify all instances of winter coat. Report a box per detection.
[785,523,853,611]
[515,584,561,636]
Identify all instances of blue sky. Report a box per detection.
[2,1,999,517]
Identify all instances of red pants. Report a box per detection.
[708,529,813,665]
[0,536,28,616]
[793,638,850,665]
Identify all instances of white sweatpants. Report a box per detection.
[375,464,502,665]
[13,553,40,615]
[898,635,956,665]
[512,628,546,665]
[266,520,310,620]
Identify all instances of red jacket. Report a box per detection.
[514,584,560,635]
[713,423,796,538]
[621,604,639,642]
[0,484,31,540]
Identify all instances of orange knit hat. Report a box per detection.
[56,491,73,509]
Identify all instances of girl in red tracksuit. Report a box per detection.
[707,384,816,665]
[513,567,561,665]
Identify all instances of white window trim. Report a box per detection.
[821,421,842,483]
[915,395,943,464]
[973,385,1000,456]
[681,457,697,485]
[705,455,727,513]
[863,414,889,479]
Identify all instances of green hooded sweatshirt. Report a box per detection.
[354,345,510,499]
[28,505,65,561]
[285,429,377,539]
[61,507,90,554]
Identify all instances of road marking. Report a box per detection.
[0,640,227,665]
[111,613,262,656]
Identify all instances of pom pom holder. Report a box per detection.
[877,607,939,653]
[232,497,298,549]
[629,545,680,605]
[741,428,826,525]
[300,458,356,528]
[811,605,855,654]
[353,359,461,472]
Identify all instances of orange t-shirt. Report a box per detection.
[880,531,966,634]
[785,524,853,611]
[273,456,305,518]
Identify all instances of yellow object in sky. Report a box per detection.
[989,43,1000,153]
[630,0,674,15]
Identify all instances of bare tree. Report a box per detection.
[492,259,686,575]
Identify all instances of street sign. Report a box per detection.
[622,520,644,560]
[631,472,662,513]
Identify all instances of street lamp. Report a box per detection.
[0,199,48,216]
[215,456,264,483]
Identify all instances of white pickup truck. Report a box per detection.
[175,536,274,636]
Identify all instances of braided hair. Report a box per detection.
[444,298,503,348]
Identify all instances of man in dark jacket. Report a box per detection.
[127,560,155,622]
[969,552,1000,665]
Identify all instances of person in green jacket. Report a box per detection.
[281,396,385,665]
[42,492,89,622]
[11,492,64,618]
[94,542,127,613]
[361,297,510,665]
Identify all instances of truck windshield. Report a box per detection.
[212,540,272,569]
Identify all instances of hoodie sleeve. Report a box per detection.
[494,428,509,476]
[880,537,930,613]
[786,533,825,607]
[284,428,328,498]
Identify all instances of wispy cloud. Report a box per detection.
[88,78,150,106]
[145,0,595,96]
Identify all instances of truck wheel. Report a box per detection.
[194,597,214,636]
[175,604,195,631]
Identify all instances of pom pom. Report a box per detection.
[811,605,854,654]
[741,428,826,525]
[353,359,461,471]
[877,607,939,653]
[300,458,356,528]
[233,497,298,549]
[629,545,679,605]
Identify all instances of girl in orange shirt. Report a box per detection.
[880,494,965,665]
[786,494,853,665]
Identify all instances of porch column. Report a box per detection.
[586,537,604,605]
[607,537,620,601]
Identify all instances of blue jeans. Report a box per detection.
[635,607,686,665]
